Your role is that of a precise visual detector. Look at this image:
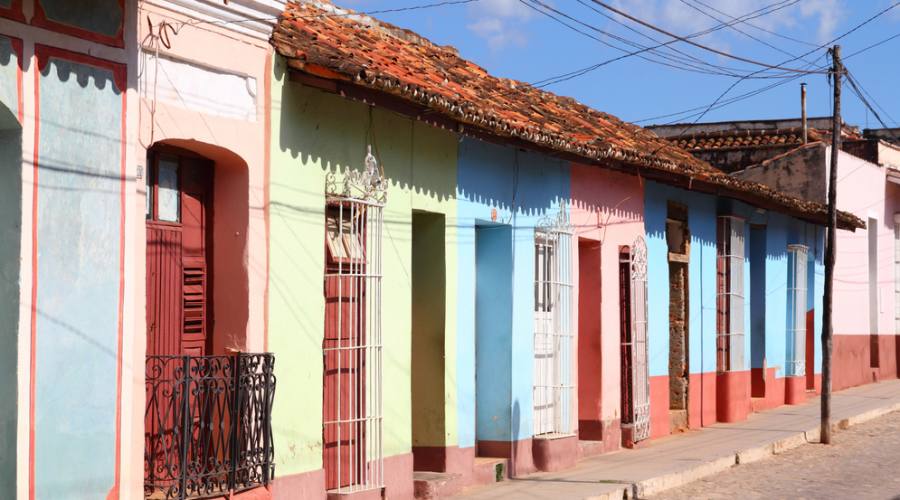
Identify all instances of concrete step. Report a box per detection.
[472,456,508,486]
[413,471,464,499]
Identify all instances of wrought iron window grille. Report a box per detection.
[144,353,276,500]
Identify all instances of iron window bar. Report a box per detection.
[717,216,746,373]
[629,236,652,442]
[323,149,386,494]
[533,205,575,438]
[144,353,276,500]
[787,244,809,377]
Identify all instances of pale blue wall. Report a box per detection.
[645,184,824,381]
[35,57,122,499]
[456,138,569,445]
[0,34,19,500]
[645,182,718,377]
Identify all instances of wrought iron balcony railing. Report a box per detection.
[144,353,276,500]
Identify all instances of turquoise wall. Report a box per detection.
[645,182,718,377]
[456,138,569,445]
[34,56,122,499]
[646,181,823,381]
[0,34,18,499]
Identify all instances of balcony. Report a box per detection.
[144,353,276,500]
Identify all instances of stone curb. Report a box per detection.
[620,402,900,499]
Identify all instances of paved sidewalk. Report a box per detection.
[455,379,900,500]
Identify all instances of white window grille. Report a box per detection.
[533,208,573,437]
[716,216,745,372]
[623,236,651,442]
[786,244,808,377]
[323,147,385,493]
[894,216,900,334]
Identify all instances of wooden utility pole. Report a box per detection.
[822,45,841,445]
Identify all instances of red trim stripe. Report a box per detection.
[31,0,124,48]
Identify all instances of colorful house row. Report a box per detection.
[0,1,869,500]
[653,118,900,394]
[265,3,862,499]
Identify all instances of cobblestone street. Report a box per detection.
[653,410,900,500]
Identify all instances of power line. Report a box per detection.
[676,0,810,62]
[846,71,898,127]
[638,0,900,137]
[525,0,810,89]
[518,0,762,78]
[845,69,900,135]
[588,0,826,74]
[845,32,900,60]
[689,0,819,48]
[147,0,481,33]
[573,0,758,73]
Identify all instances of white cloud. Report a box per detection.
[466,0,532,51]
[799,0,842,42]
[608,0,842,44]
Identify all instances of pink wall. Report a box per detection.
[570,163,644,435]
[128,4,272,498]
[833,149,893,336]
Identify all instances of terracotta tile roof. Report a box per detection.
[669,126,866,152]
[671,128,824,151]
[270,1,863,230]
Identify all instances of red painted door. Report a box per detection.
[144,149,214,489]
[323,204,367,490]
[145,150,213,357]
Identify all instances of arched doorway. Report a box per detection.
[143,142,274,499]
[0,101,21,497]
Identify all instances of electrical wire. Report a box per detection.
[526,0,818,90]
[676,0,810,62]
[845,32,900,61]
[588,0,827,74]
[531,0,812,88]
[146,0,481,33]
[637,0,900,139]
[518,0,763,78]
[688,0,819,48]
[845,71,898,128]
[845,70,900,141]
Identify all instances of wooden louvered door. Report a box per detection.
[179,157,212,356]
[145,148,214,492]
[146,148,213,357]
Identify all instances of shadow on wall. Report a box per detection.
[0,102,20,499]
[457,139,569,219]
[275,63,457,206]
[154,139,251,353]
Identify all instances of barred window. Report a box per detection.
[716,216,745,372]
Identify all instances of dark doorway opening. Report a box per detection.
[577,238,602,440]
[411,211,448,471]
[749,225,767,397]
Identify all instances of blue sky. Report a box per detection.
[341,0,900,130]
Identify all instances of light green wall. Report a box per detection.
[269,57,458,477]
